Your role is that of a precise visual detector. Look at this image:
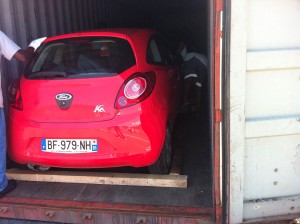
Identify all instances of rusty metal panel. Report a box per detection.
[0,197,215,224]
[211,1,223,223]
[243,195,300,222]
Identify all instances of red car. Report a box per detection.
[7,29,181,174]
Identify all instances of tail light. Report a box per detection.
[8,79,23,110]
[115,72,156,109]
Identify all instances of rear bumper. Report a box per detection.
[7,107,166,168]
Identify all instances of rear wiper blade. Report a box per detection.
[28,71,68,79]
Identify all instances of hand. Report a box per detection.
[14,47,35,63]
[28,37,47,51]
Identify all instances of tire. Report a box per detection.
[6,156,14,169]
[6,156,27,170]
[148,127,173,174]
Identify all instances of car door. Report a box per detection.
[152,36,181,119]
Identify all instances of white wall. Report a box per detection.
[230,0,300,223]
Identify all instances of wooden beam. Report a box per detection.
[6,169,187,188]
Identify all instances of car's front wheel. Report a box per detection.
[148,127,172,174]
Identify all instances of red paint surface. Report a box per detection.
[7,29,181,169]
[212,0,223,223]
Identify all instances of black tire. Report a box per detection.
[6,156,14,169]
[6,156,26,170]
[148,127,173,174]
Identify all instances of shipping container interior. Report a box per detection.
[6,0,214,210]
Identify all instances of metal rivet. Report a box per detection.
[45,211,55,218]
[274,181,278,185]
[136,217,147,224]
[82,213,93,220]
[0,207,8,213]
[290,218,300,224]
[291,206,295,210]
[274,168,278,172]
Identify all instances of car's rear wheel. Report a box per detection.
[148,127,172,174]
[6,156,14,169]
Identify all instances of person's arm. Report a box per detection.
[13,36,46,63]
[0,31,46,63]
[13,47,34,62]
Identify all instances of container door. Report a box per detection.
[210,0,223,222]
[229,0,300,223]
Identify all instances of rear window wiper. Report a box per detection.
[28,71,68,79]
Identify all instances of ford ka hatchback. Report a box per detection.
[7,29,181,174]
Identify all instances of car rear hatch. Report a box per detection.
[20,76,126,123]
[20,35,136,123]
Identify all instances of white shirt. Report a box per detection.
[180,46,208,67]
[0,31,21,108]
[184,52,208,67]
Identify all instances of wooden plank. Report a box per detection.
[6,169,187,188]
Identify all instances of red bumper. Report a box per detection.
[7,107,166,168]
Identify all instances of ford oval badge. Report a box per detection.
[55,93,73,109]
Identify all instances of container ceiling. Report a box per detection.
[116,0,207,15]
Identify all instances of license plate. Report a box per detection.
[41,139,98,153]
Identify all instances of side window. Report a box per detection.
[147,36,173,66]
[155,36,172,65]
[147,39,162,64]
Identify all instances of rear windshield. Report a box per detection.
[25,37,136,79]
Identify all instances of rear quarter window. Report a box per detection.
[146,36,174,66]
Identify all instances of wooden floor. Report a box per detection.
[5,110,212,208]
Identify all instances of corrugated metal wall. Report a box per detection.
[230,0,300,223]
[243,0,300,220]
[0,0,207,105]
[0,0,122,104]
[0,0,121,45]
